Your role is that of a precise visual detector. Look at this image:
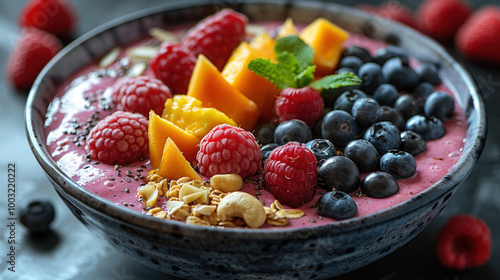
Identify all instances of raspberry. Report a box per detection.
[5,27,62,91]
[181,9,247,70]
[416,0,472,41]
[275,86,324,127]
[111,76,172,117]
[150,42,196,95]
[436,214,492,270]
[455,6,500,65]
[197,124,261,178]
[19,0,77,38]
[264,142,317,208]
[86,111,149,165]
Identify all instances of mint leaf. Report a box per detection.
[247,58,297,90]
[310,72,362,91]
[297,65,316,88]
[276,51,300,75]
[274,35,314,72]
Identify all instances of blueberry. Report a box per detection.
[382,57,419,91]
[393,94,422,120]
[313,107,332,137]
[255,122,276,145]
[400,130,427,156]
[379,106,405,130]
[315,191,357,220]
[342,45,372,63]
[337,67,356,75]
[363,121,401,155]
[373,83,398,106]
[361,171,399,198]
[344,139,379,172]
[417,63,441,86]
[318,156,360,193]
[261,143,279,163]
[358,62,386,94]
[405,115,445,140]
[305,139,337,165]
[321,110,359,147]
[412,82,435,102]
[339,56,364,73]
[424,91,455,121]
[333,89,367,112]
[274,119,312,145]
[380,149,416,179]
[351,97,381,127]
[320,82,361,107]
[373,46,408,65]
[20,201,55,234]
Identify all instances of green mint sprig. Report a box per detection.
[247,35,361,90]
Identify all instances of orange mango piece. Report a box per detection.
[222,42,281,121]
[249,32,276,61]
[187,54,261,130]
[158,138,201,181]
[300,18,349,77]
[148,111,200,168]
[277,18,298,38]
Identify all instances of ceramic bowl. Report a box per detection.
[26,0,486,279]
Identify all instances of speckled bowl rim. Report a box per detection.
[26,0,486,239]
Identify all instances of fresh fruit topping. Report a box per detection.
[382,57,419,91]
[316,191,357,220]
[150,42,196,95]
[344,139,380,173]
[399,130,427,156]
[264,142,317,207]
[275,86,324,126]
[360,171,399,198]
[111,76,172,117]
[379,105,406,130]
[5,27,62,91]
[342,45,372,64]
[417,63,442,86]
[436,214,492,270]
[157,138,201,181]
[379,149,416,179]
[274,119,312,145]
[393,94,422,120]
[86,111,149,165]
[416,0,472,41]
[360,1,417,28]
[260,143,279,164]
[197,124,261,178]
[19,0,77,38]
[455,6,500,65]
[20,201,55,234]
[333,89,368,112]
[181,9,248,70]
[373,83,398,106]
[305,139,337,165]
[255,122,276,145]
[352,97,381,127]
[405,115,445,140]
[413,82,435,102]
[321,110,359,148]
[364,121,401,155]
[339,56,364,73]
[358,62,386,94]
[424,91,456,121]
[372,46,408,66]
[318,156,360,193]
[277,18,299,38]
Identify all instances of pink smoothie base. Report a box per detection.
[44,22,467,230]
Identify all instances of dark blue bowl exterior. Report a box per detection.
[26,1,486,279]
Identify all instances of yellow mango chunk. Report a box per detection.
[277,18,298,38]
[300,18,349,76]
[158,138,201,181]
[148,111,200,168]
[187,54,261,130]
[249,32,276,61]
[222,42,281,121]
[162,95,236,138]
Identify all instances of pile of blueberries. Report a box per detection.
[256,45,456,220]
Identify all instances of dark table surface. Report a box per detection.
[1,0,499,279]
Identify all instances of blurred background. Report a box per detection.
[0,0,499,279]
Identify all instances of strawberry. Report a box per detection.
[455,6,500,65]
[5,27,62,91]
[18,0,77,38]
[181,9,247,70]
[416,0,473,41]
[358,1,416,28]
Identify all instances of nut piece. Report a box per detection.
[210,174,243,192]
[217,192,266,228]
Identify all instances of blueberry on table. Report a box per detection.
[394,94,422,120]
[373,45,408,65]
[417,63,442,86]
[333,89,367,113]
[339,56,363,73]
[20,201,55,235]
[379,106,406,130]
[321,110,360,148]
[424,91,455,121]
[361,171,399,198]
[400,130,427,156]
[318,156,360,193]
[261,143,279,164]
[352,97,381,127]
[380,149,417,179]
[382,57,419,91]
[342,45,372,63]
[373,83,398,106]
[274,119,312,145]
[315,191,357,220]
[405,115,445,140]
[358,62,386,94]
[344,139,380,173]
[305,139,336,165]
[363,121,401,155]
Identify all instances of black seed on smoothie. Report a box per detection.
[310,219,317,223]
[129,203,135,207]
[125,188,130,193]
[125,177,131,183]
[124,202,129,206]
[127,170,133,177]
[109,177,115,181]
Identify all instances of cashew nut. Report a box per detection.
[210,174,243,192]
[217,192,266,228]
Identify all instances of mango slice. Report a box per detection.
[222,42,281,121]
[148,111,200,168]
[249,32,276,62]
[187,54,261,130]
[162,95,236,138]
[300,18,349,77]
[158,138,201,181]
[277,18,298,38]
